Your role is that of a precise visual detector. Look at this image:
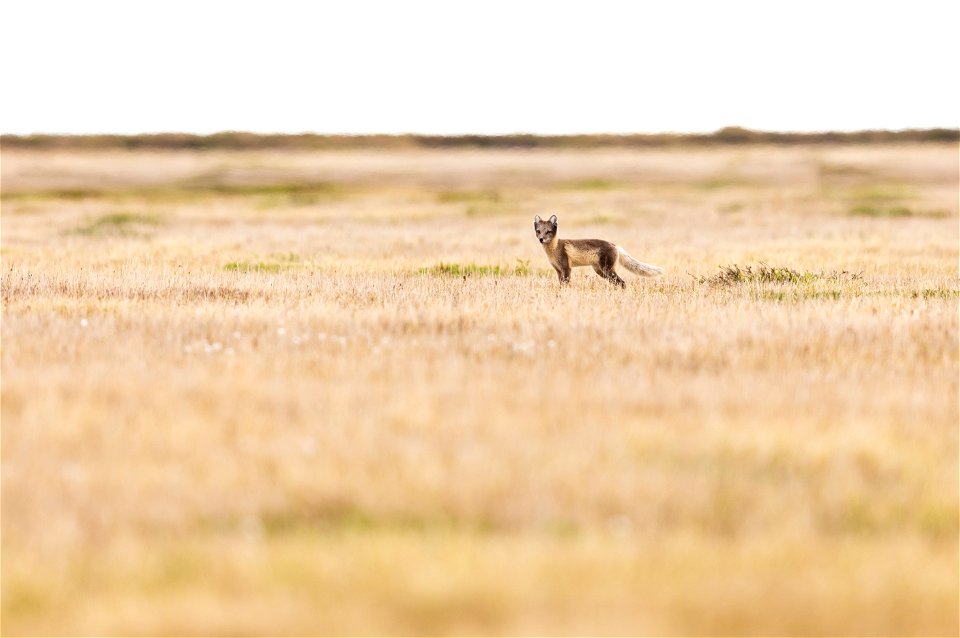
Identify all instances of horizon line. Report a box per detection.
[4,125,959,138]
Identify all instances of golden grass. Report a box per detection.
[2,144,958,635]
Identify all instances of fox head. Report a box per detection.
[534,214,558,244]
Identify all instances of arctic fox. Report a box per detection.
[534,214,663,287]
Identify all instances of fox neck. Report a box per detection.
[541,236,560,256]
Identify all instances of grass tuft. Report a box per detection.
[912,288,960,299]
[697,263,862,287]
[224,262,286,273]
[420,259,532,277]
[224,253,305,273]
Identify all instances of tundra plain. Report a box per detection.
[1,143,958,635]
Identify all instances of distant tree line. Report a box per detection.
[2,127,957,150]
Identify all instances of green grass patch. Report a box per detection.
[253,504,485,536]
[838,183,951,219]
[760,286,958,302]
[697,263,862,287]
[72,212,161,236]
[718,202,746,214]
[224,262,287,273]
[849,205,949,219]
[224,252,305,273]
[436,190,505,217]
[199,181,341,198]
[817,162,880,184]
[847,184,915,203]
[1,577,59,617]
[912,288,960,300]
[760,289,844,302]
[583,213,623,224]
[436,190,501,203]
[849,205,914,218]
[693,176,754,190]
[4,181,345,205]
[419,259,532,277]
[806,289,843,301]
[560,178,620,191]
[185,180,345,208]
[464,203,514,218]
[3,187,109,201]
[699,263,817,286]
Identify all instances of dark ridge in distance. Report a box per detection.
[2,127,957,150]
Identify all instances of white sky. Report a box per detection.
[2,0,958,135]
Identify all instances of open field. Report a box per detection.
[2,143,958,635]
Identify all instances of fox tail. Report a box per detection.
[617,246,663,277]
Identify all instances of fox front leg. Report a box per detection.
[554,251,571,285]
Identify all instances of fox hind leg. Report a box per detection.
[597,250,626,288]
[593,264,624,288]
[606,269,626,288]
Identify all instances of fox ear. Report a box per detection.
[534,215,542,223]
[549,215,558,225]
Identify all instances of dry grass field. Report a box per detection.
[1,142,958,635]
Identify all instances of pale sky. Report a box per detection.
[2,0,958,135]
